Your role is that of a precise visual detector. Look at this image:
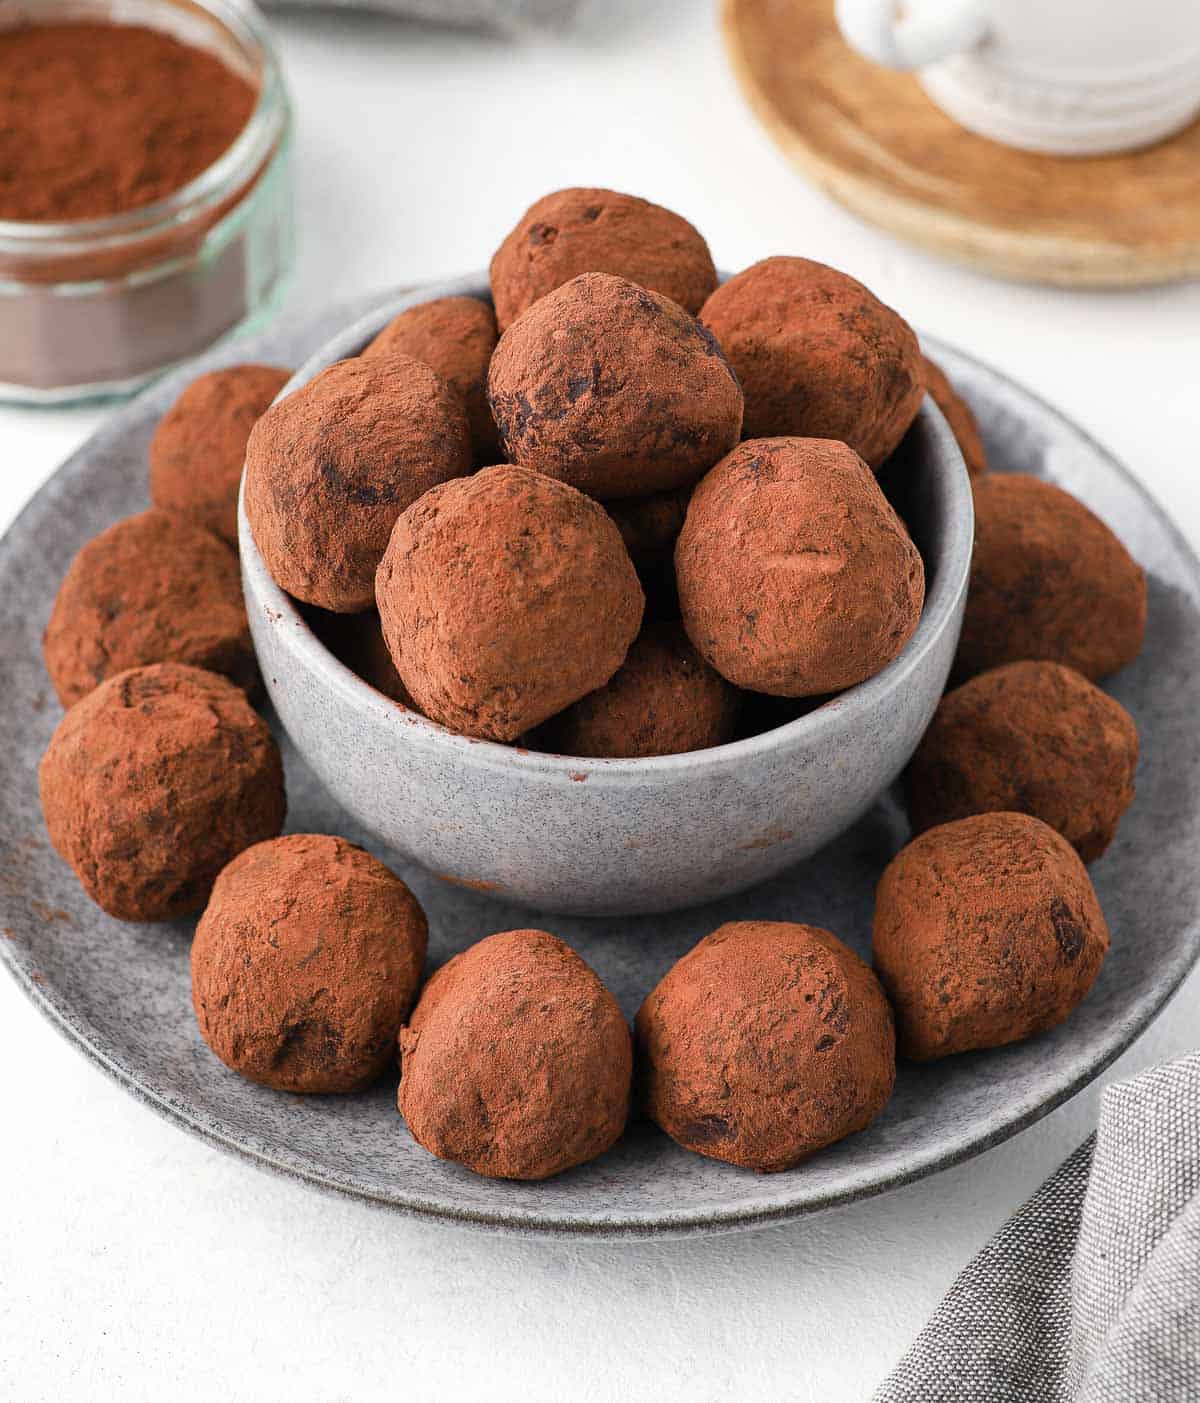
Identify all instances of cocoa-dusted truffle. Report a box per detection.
[244,354,471,613]
[43,508,259,709]
[606,485,692,570]
[149,363,291,544]
[376,465,644,741]
[307,607,413,707]
[192,834,427,1093]
[676,438,924,696]
[922,355,987,480]
[39,663,285,921]
[398,929,632,1180]
[489,187,717,331]
[907,661,1138,862]
[636,921,895,1171]
[488,273,743,499]
[955,474,1147,683]
[363,295,500,463]
[699,257,924,469]
[873,812,1110,1060]
[535,620,739,758]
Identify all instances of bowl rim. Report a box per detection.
[238,271,974,779]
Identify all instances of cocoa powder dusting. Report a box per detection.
[244,354,472,614]
[675,437,925,697]
[922,355,987,480]
[700,257,924,469]
[873,812,1110,1060]
[376,465,644,742]
[192,835,428,1094]
[907,661,1138,862]
[398,929,632,1181]
[636,921,896,1172]
[0,24,257,222]
[150,365,291,546]
[954,474,1147,684]
[534,619,740,759]
[364,296,501,464]
[38,663,285,922]
[43,508,260,708]
[488,272,743,500]
[489,187,717,330]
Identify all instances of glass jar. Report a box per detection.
[0,0,293,403]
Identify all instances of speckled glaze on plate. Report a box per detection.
[2,290,1198,1239]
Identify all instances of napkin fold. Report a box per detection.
[875,1053,1200,1402]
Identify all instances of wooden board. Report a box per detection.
[723,0,1200,287]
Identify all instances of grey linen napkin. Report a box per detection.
[875,1053,1200,1402]
[261,0,583,33]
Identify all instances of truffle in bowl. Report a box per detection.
[240,274,972,915]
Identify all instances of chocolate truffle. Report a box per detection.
[307,607,413,707]
[636,921,895,1172]
[606,485,692,570]
[535,620,739,758]
[908,661,1138,862]
[873,812,1110,1060]
[489,187,717,331]
[39,663,285,921]
[955,474,1147,683]
[398,929,632,1180]
[676,438,925,696]
[192,834,428,1093]
[376,465,644,741]
[244,354,471,613]
[922,355,987,480]
[43,507,259,709]
[149,363,291,544]
[363,295,500,463]
[488,272,743,499]
[699,257,924,469]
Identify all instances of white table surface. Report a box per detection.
[3,4,1199,1399]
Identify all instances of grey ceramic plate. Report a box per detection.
[3,290,1199,1239]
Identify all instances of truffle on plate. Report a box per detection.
[376,465,644,742]
[43,507,259,708]
[192,834,428,1093]
[244,354,471,613]
[675,437,924,696]
[149,363,291,544]
[954,474,1147,683]
[489,186,717,331]
[636,921,895,1172]
[873,812,1110,1060]
[488,273,743,499]
[363,295,500,463]
[534,619,739,758]
[907,661,1138,862]
[922,355,987,480]
[699,257,923,469]
[398,928,632,1180]
[39,663,285,921]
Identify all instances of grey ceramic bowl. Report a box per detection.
[240,275,973,915]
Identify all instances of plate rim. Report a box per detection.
[4,308,1199,1241]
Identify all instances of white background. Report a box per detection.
[3,3,1200,1399]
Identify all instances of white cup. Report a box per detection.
[835,0,1200,155]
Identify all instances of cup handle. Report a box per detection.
[834,0,990,71]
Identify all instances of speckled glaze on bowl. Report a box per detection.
[240,274,973,916]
